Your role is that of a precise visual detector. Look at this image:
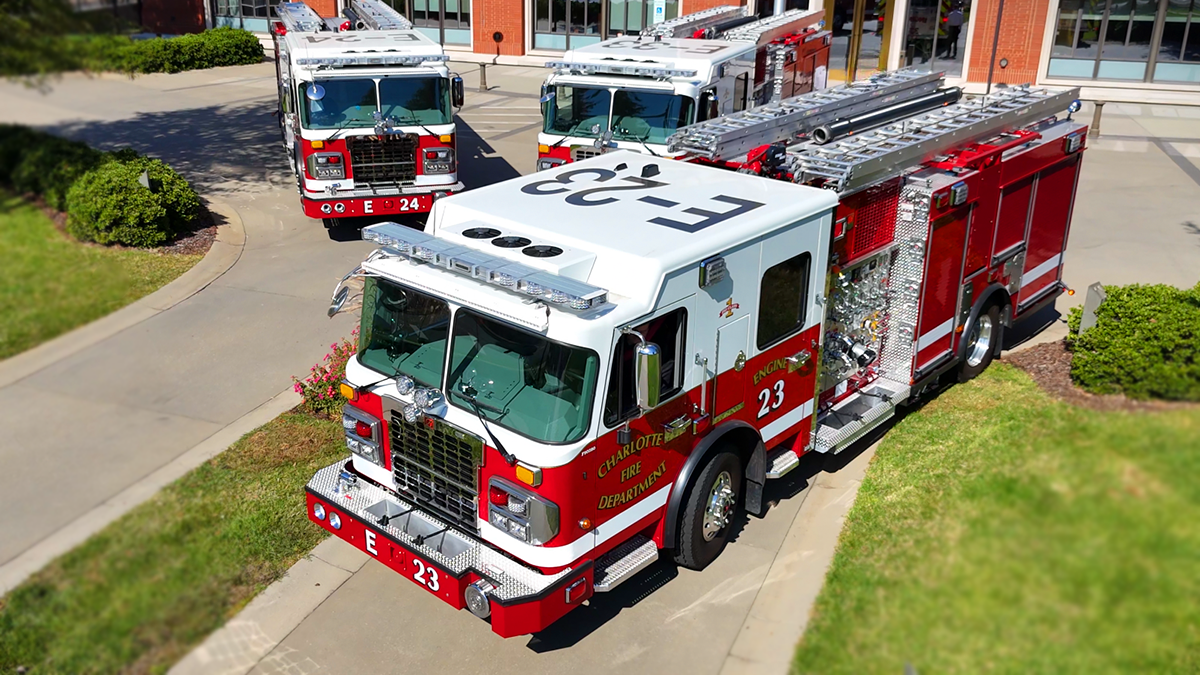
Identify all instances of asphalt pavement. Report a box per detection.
[2,62,1200,675]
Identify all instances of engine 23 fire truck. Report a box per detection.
[536,5,831,170]
[272,0,465,225]
[308,70,1087,637]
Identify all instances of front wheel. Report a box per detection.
[959,304,1001,381]
[674,451,743,571]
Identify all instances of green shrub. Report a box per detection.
[116,28,263,74]
[1067,282,1200,401]
[9,135,106,209]
[66,157,199,247]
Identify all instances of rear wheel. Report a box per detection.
[959,304,1001,381]
[674,451,742,571]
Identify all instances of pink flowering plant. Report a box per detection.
[293,327,359,418]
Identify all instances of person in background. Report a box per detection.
[945,4,964,59]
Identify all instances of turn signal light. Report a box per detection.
[425,150,439,160]
[327,155,341,164]
[578,517,592,531]
[515,463,542,486]
[439,134,453,143]
[489,484,509,506]
[338,382,358,401]
[354,420,372,438]
[538,144,550,154]
[311,140,325,149]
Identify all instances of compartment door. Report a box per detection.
[1019,156,1081,309]
[914,205,970,373]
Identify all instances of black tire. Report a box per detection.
[674,451,743,571]
[959,304,1002,382]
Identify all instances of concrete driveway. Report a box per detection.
[3,61,1200,675]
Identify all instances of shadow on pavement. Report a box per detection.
[52,100,292,198]
[454,117,522,187]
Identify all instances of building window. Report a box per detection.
[757,253,811,350]
[1049,0,1200,84]
[534,0,677,50]
[382,0,472,45]
[216,0,269,18]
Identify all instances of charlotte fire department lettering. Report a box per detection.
[598,433,664,478]
[599,461,668,510]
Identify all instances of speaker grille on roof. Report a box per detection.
[492,236,532,248]
[522,245,564,258]
[463,227,501,239]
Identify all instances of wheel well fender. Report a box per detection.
[662,422,762,549]
[956,283,1011,362]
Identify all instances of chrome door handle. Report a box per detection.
[786,350,812,369]
[664,414,691,431]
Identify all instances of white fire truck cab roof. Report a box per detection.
[549,36,755,84]
[285,29,448,71]
[425,150,838,323]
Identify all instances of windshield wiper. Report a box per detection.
[458,383,517,466]
[550,118,600,149]
[612,116,661,158]
[390,113,441,140]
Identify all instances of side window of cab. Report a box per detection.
[603,309,688,428]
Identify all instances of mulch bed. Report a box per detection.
[33,196,217,257]
[1002,340,1196,412]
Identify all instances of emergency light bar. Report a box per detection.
[297,53,450,67]
[362,223,609,312]
[545,61,698,79]
[277,1,325,33]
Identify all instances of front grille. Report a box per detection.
[390,412,483,530]
[348,134,418,186]
[571,146,603,162]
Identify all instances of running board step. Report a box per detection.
[766,448,801,479]
[593,535,658,592]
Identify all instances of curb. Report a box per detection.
[0,386,300,595]
[720,443,878,675]
[0,198,246,390]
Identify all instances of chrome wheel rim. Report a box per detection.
[965,314,994,367]
[702,471,736,542]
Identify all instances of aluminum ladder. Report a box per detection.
[276,1,325,33]
[666,67,943,161]
[349,0,414,30]
[788,84,1082,194]
[640,5,747,38]
[721,7,823,44]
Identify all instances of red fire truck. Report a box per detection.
[536,5,831,170]
[271,0,465,226]
[309,69,1086,637]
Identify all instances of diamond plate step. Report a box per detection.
[766,447,801,479]
[593,535,658,592]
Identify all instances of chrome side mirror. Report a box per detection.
[306,83,325,101]
[328,266,368,318]
[635,342,661,412]
[451,74,465,108]
[539,84,555,104]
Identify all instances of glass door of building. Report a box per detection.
[1050,0,1200,83]
[899,0,968,77]
[533,0,677,51]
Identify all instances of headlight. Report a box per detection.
[536,157,566,172]
[403,403,421,424]
[422,147,455,174]
[396,375,415,395]
[313,503,326,520]
[487,478,559,545]
[307,152,346,180]
[414,387,443,411]
[342,405,383,467]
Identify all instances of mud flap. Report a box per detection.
[745,439,766,517]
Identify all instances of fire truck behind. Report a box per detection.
[536,5,831,170]
[271,0,466,225]
[308,71,1087,638]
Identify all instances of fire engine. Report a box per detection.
[271,0,466,225]
[536,5,831,171]
[307,69,1087,637]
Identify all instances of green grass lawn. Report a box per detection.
[0,193,202,361]
[0,413,343,674]
[793,364,1200,674]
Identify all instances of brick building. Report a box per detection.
[154,0,1197,100]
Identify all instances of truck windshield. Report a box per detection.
[447,309,599,444]
[611,90,695,145]
[379,76,451,125]
[542,85,611,139]
[302,77,378,130]
[302,76,451,130]
[358,278,450,388]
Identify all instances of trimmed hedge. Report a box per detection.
[106,27,265,74]
[0,124,200,248]
[1067,282,1200,401]
[66,157,199,247]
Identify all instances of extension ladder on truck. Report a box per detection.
[788,84,1083,194]
[639,5,747,38]
[348,0,413,29]
[667,68,943,161]
[721,7,823,44]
